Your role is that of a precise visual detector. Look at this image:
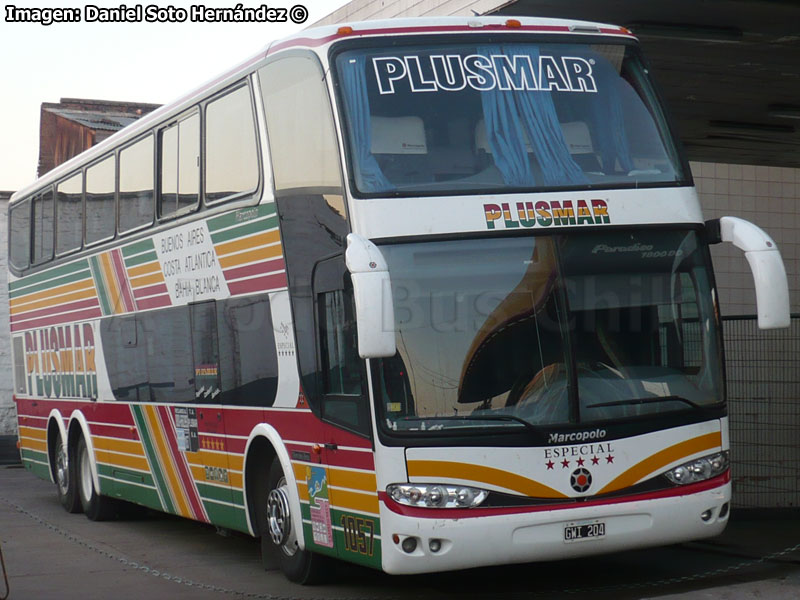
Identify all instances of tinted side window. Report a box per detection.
[259,55,343,193]
[218,296,279,406]
[160,113,200,217]
[56,173,83,255]
[9,200,31,270]
[119,135,155,232]
[85,155,116,245]
[32,189,54,264]
[205,85,259,202]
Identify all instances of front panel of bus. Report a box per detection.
[328,29,731,573]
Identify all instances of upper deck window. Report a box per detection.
[334,40,686,196]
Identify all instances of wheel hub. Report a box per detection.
[55,441,69,494]
[267,484,292,547]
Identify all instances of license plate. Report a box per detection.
[564,520,606,543]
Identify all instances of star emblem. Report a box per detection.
[577,457,585,467]
[591,456,600,465]
[546,460,555,470]
[606,455,615,464]
[561,459,570,469]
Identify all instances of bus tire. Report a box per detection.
[76,436,116,521]
[260,457,328,584]
[54,434,81,513]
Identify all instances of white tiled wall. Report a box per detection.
[691,162,800,317]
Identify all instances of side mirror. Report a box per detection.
[707,216,790,329]
[345,233,396,358]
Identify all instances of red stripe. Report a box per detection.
[379,471,731,519]
[10,307,103,332]
[223,258,285,283]
[227,272,287,296]
[110,249,137,312]
[10,297,100,324]
[158,406,207,521]
[135,295,172,310]
[133,283,169,299]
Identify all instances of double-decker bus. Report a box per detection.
[8,16,790,584]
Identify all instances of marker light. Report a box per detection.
[505,19,522,28]
[387,483,489,508]
[665,451,729,485]
[337,26,353,35]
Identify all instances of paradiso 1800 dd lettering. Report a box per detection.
[484,199,611,230]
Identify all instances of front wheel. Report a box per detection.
[54,435,81,513]
[76,436,116,521]
[259,457,328,584]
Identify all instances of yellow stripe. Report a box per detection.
[297,483,309,502]
[189,465,244,488]
[19,438,47,452]
[329,468,376,493]
[92,437,145,456]
[598,432,722,494]
[99,252,125,314]
[215,230,280,258]
[408,460,567,499]
[145,406,191,518]
[18,426,47,440]
[10,284,96,313]
[10,278,94,309]
[218,244,282,269]
[128,261,161,278]
[329,488,380,515]
[129,272,164,288]
[186,451,242,471]
[95,450,150,472]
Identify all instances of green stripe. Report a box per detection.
[9,260,91,292]
[207,203,276,233]
[97,463,156,488]
[20,448,48,464]
[196,481,238,505]
[210,215,279,244]
[122,239,155,258]
[131,405,174,514]
[101,476,163,510]
[9,268,92,298]
[89,256,113,315]
[23,459,51,481]
[203,502,249,532]
[124,250,158,268]
[300,503,382,569]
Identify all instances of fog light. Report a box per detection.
[701,509,713,522]
[429,538,442,553]
[401,537,417,553]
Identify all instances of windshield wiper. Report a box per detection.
[586,395,702,410]
[397,414,543,435]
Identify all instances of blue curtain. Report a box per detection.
[340,56,394,193]
[480,45,587,188]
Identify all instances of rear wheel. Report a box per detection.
[76,436,116,521]
[259,457,328,584]
[54,435,81,513]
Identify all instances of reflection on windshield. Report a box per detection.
[336,41,684,196]
[373,231,723,434]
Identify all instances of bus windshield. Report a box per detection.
[334,40,686,196]
[372,230,723,434]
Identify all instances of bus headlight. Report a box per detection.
[387,483,489,508]
[665,451,729,485]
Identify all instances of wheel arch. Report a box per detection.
[242,424,306,549]
[67,410,101,492]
